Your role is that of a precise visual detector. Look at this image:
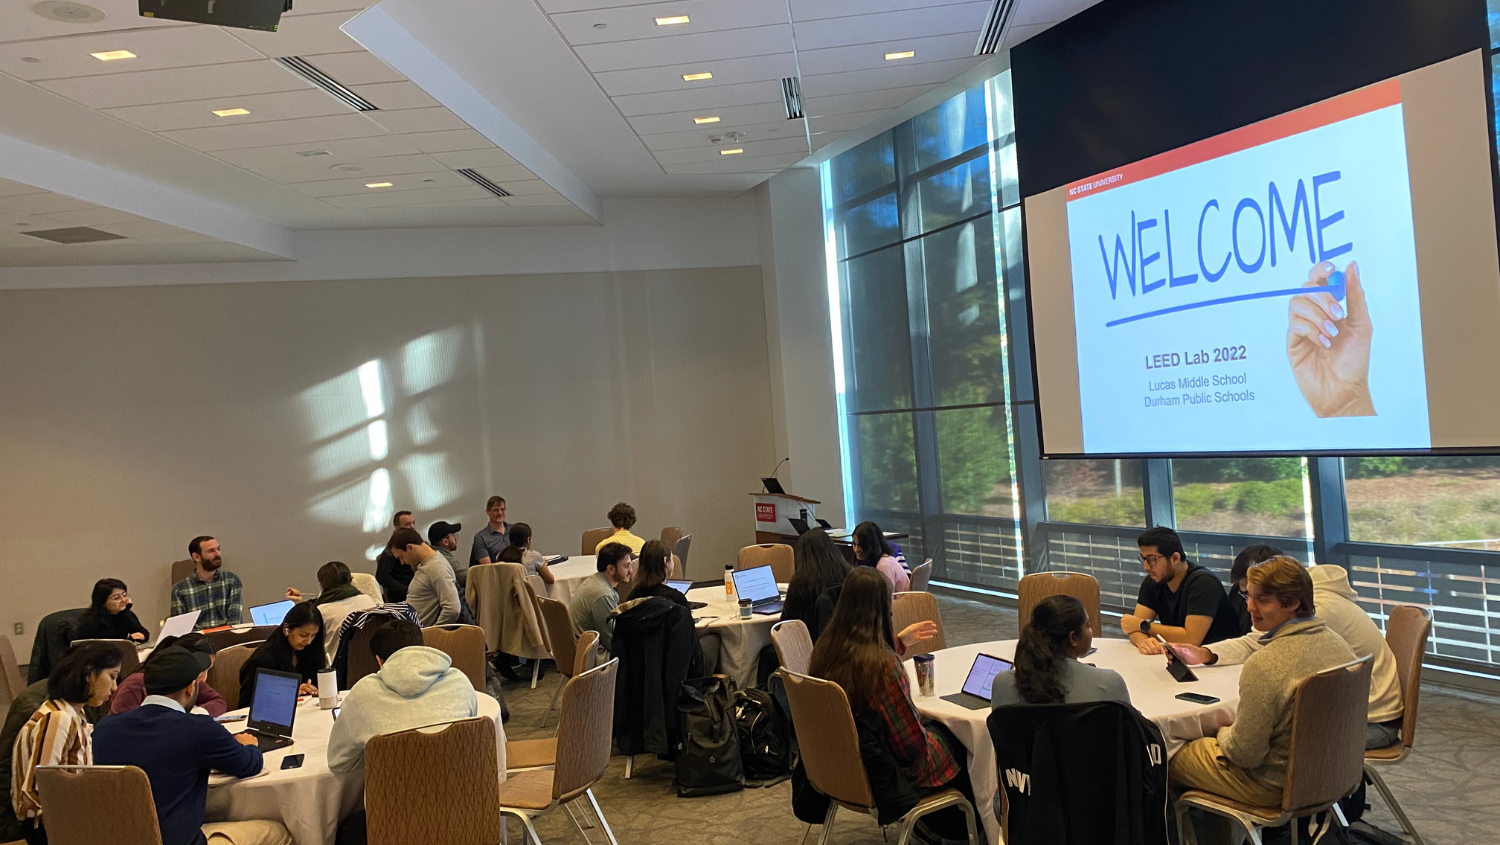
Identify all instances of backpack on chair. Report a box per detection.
[734,685,793,785]
[675,675,744,797]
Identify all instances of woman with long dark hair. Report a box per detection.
[497,523,554,585]
[237,601,324,708]
[74,578,150,644]
[852,521,910,593]
[990,595,1130,708]
[625,540,683,605]
[809,568,961,796]
[782,529,851,642]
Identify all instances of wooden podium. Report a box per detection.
[751,492,820,545]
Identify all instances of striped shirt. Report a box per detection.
[12,700,92,822]
[170,569,243,629]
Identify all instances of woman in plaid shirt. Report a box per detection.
[809,567,962,791]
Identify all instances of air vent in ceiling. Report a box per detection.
[781,77,804,120]
[973,0,1018,55]
[19,226,126,245]
[275,57,379,111]
[456,169,512,198]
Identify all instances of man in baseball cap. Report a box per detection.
[428,520,468,591]
[94,648,292,845]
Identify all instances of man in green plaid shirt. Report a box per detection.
[169,536,243,629]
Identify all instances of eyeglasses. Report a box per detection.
[1138,554,1167,565]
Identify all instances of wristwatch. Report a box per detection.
[1138,619,1152,637]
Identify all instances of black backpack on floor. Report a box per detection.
[675,675,744,797]
[734,686,793,784]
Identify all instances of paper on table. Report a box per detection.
[157,610,200,641]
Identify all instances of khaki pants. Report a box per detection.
[202,820,294,845]
[1170,738,1282,844]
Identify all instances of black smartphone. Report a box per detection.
[280,754,305,770]
[1175,692,1221,705]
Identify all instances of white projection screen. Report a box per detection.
[1027,50,1500,457]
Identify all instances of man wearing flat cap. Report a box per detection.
[94,648,293,845]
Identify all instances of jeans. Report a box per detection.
[1366,719,1402,750]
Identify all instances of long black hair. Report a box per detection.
[48,642,123,704]
[256,601,325,670]
[87,578,129,621]
[786,529,849,610]
[498,523,532,563]
[1013,595,1088,705]
[851,521,892,564]
[809,568,897,711]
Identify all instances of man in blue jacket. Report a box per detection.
[94,648,292,845]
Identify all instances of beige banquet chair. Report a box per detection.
[207,641,262,711]
[908,559,934,593]
[739,544,795,584]
[660,526,684,556]
[778,669,979,845]
[36,765,163,845]
[169,559,195,588]
[674,534,693,578]
[891,591,946,658]
[422,624,488,693]
[1364,605,1432,845]
[1015,572,1102,636]
[509,630,598,773]
[1175,656,1372,845]
[536,597,596,728]
[0,635,25,715]
[366,717,502,845]
[771,619,813,675]
[466,563,550,688]
[582,528,614,555]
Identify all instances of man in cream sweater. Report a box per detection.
[1169,556,1356,808]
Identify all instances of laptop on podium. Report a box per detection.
[239,668,300,752]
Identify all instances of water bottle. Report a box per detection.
[725,563,735,599]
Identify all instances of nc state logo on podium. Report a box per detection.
[755,503,777,522]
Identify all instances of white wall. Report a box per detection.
[0,267,775,656]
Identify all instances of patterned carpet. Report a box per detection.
[498,595,1497,845]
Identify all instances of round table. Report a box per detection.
[529,555,598,607]
[906,638,1242,845]
[206,692,506,845]
[686,585,782,690]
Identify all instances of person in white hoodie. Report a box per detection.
[326,620,477,773]
[1174,562,1403,749]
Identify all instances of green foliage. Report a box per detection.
[1172,458,1301,483]
[1346,457,1409,479]
[1048,489,1145,525]
[936,406,1011,514]
[856,414,918,511]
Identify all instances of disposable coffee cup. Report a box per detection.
[317,669,338,710]
[913,654,936,697]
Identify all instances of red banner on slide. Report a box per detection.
[756,503,777,523]
[1064,79,1402,202]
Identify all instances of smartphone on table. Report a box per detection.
[1175,692,1221,705]
[280,754,305,770]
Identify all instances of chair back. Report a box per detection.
[1384,605,1431,748]
[552,658,619,802]
[170,559,195,587]
[203,626,275,652]
[891,591,946,657]
[537,597,583,680]
[778,669,874,809]
[366,718,500,845]
[422,625,487,692]
[771,619,813,675]
[1282,656,1373,813]
[1016,572,1102,637]
[909,559,934,592]
[674,534,693,578]
[207,641,262,710]
[574,631,598,676]
[351,572,383,604]
[30,608,87,684]
[739,544,794,583]
[71,639,140,678]
[660,526,684,554]
[582,528,614,555]
[37,765,163,845]
[0,636,24,714]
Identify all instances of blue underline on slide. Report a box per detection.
[1104,276,1344,328]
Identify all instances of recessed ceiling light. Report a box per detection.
[885,50,915,60]
[20,57,41,64]
[212,108,250,117]
[592,22,607,29]
[90,50,136,61]
[365,182,394,188]
[720,148,743,155]
[296,150,332,157]
[655,15,690,25]
[682,71,713,81]
[693,116,721,125]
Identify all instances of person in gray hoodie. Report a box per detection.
[326,620,477,773]
[1169,555,1356,808]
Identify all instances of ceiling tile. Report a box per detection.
[639,118,806,151]
[38,59,309,109]
[800,55,980,99]
[473,165,542,183]
[593,52,796,96]
[1012,0,1103,26]
[227,10,367,57]
[0,232,53,249]
[612,79,783,117]
[0,0,178,45]
[0,178,45,198]
[279,154,449,184]
[663,151,806,174]
[795,31,976,75]
[101,88,354,132]
[290,170,473,198]
[210,135,422,172]
[0,208,58,229]
[502,194,574,206]
[96,220,188,238]
[492,180,556,196]
[792,0,992,20]
[412,198,509,208]
[400,129,494,153]
[427,148,520,169]
[132,233,224,244]
[297,51,405,85]
[158,112,388,151]
[551,0,791,46]
[368,108,468,134]
[653,135,810,164]
[0,193,97,214]
[804,108,899,134]
[791,2,991,50]
[627,100,788,136]
[0,25,264,81]
[538,0,695,12]
[348,81,441,111]
[38,208,147,227]
[1002,22,1050,48]
[804,84,935,116]
[322,185,492,208]
[574,24,793,73]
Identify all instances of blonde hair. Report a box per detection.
[1247,555,1315,618]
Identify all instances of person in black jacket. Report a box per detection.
[374,511,418,602]
[74,578,150,644]
[1228,544,1282,636]
[611,592,703,761]
[237,601,323,708]
[781,529,850,644]
[628,541,719,671]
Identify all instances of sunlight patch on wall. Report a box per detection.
[401,327,463,396]
[399,452,458,511]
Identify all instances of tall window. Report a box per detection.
[823,75,1024,589]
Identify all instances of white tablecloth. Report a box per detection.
[906,638,1242,845]
[686,585,781,690]
[206,692,506,845]
[529,555,598,607]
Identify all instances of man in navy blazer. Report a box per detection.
[94,648,292,845]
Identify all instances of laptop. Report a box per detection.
[788,517,811,535]
[665,579,707,610]
[940,653,1013,710]
[731,565,784,615]
[760,477,786,495]
[248,600,295,627]
[156,610,199,643]
[240,668,300,752]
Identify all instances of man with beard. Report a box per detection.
[1119,526,1240,654]
[170,536,244,630]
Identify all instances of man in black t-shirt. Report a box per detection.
[1121,526,1241,654]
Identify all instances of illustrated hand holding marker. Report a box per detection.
[1286,260,1376,418]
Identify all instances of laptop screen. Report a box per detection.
[250,669,299,731]
[961,654,1013,700]
[665,580,693,595]
[731,566,779,603]
[249,600,295,627]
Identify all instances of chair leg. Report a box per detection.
[959,797,979,845]
[815,805,838,845]
[623,755,634,779]
[797,823,812,845]
[531,658,541,690]
[1175,801,1198,845]
[585,789,619,845]
[893,819,915,845]
[574,796,597,829]
[564,801,593,843]
[1367,766,1425,845]
[539,681,562,728]
[519,814,545,845]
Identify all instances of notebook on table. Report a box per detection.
[248,600,295,627]
[940,653,1013,710]
[238,668,300,752]
[731,565,784,615]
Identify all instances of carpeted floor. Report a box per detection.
[498,595,1498,845]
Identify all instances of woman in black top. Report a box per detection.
[781,529,850,643]
[74,578,150,644]
[237,601,324,708]
[626,540,688,607]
